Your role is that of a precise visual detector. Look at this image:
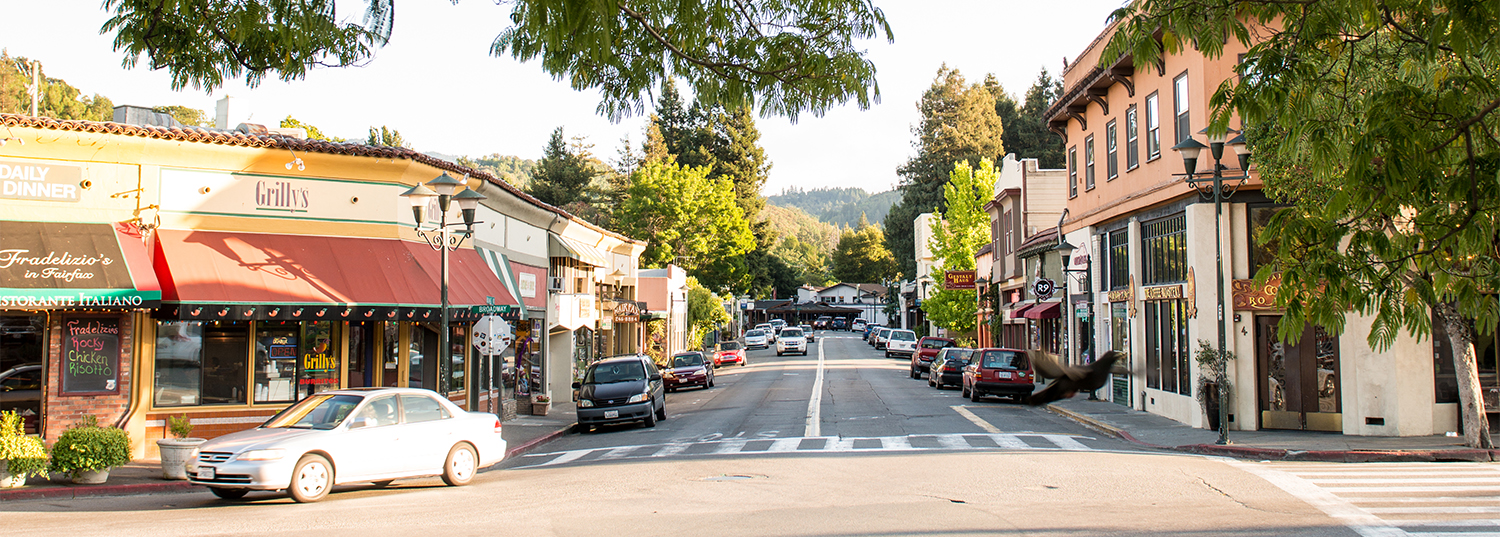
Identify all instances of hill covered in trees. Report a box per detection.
[767,186,899,229]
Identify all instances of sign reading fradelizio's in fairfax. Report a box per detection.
[0,159,84,202]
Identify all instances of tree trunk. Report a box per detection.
[1435,303,1494,449]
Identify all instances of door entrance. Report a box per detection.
[1256,316,1342,431]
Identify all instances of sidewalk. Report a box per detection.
[0,402,577,502]
[1048,396,1498,463]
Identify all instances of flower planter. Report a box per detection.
[0,460,26,488]
[531,402,550,416]
[71,468,110,485]
[157,438,207,480]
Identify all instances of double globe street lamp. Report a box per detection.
[401,172,485,396]
[1171,127,1251,446]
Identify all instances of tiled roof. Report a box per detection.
[0,113,642,244]
[976,242,995,257]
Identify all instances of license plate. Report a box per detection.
[604,410,619,419]
[998,371,1013,379]
[199,466,215,480]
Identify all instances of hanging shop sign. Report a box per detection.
[943,270,976,290]
[1032,277,1056,299]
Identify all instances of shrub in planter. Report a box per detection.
[158,414,206,480]
[0,410,49,486]
[49,416,132,480]
[1194,339,1236,433]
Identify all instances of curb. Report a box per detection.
[1046,405,1169,450]
[1,422,578,502]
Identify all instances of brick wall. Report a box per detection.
[43,313,134,445]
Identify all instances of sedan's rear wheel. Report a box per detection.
[441,443,477,486]
[210,487,248,500]
[289,454,332,503]
[971,387,983,403]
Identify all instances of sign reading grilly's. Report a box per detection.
[0,160,84,202]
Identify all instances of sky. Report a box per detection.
[1,1,1126,195]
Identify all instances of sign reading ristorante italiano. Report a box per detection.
[0,222,161,309]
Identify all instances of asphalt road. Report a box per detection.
[3,332,1475,536]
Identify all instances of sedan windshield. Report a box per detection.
[780,328,803,338]
[719,341,743,351]
[586,361,647,383]
[672,353,705,367]
[263,394,363,430]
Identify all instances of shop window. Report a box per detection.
[1249,204,1289,277]
[254,322,299,403]
[1107,229,1129,291]
[1144,299,1189,395]
[446,323,467,395]
[1142,214,1187,285]
[383,321,401,387]
[1433,313,1500,405]
[0,316,45,433]
[409,324,438,389]
[300,321,338,399]
[155,321,250,407]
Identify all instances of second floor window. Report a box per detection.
[1142,214,1187,285]
[1106,120,1118,180]
[1068,147,1078,198]
[1107,228,1129,291]
[1146,93,1160,159]
[1173,72,1190,145]
[1085,136,1096,191]
[1126,105,1139,170]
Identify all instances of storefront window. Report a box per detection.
[410,323,438,389]
[446,323,466,395]
[2,315,46,434]
[254,322,298,403]
[383,321,400,387]
[201,322,249,405]
[155,321,203,406]
[299,321,338,399]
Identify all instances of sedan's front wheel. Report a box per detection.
[289,454,332,503]
[442,443,477,486]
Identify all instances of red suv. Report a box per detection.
[909,336,956,379]
[962,348,1035,403]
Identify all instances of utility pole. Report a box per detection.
[25,60,40,116]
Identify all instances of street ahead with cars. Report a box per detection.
[10,328,1473,536]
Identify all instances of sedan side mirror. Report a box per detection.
[650,373,663,381]
[571,382,582,390]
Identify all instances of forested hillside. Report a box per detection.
[767,186,898,229]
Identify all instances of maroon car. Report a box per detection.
[962,348,1036,403]
[664,351,715,391]
[909,336,956,379]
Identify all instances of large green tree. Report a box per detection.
[615,159,756,291]
[280,116,339,141]
[527,127,601,209]
[1104,0,1500,448]
[1008,68,1065,169]
[885,66,1005,280]
[99,0,891,120]
[920,158,995,336]
[0,53,113,121]
[686,277,732,349]
[366,125,408,148]
[831,216,897,284]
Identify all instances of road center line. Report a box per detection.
[805,337,825,437]
[952,405,1003,434]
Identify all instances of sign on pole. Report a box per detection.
[943,270,977,290]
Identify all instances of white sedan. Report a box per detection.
[188,387,507,502]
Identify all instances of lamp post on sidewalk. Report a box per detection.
[401,172,483,396]
[1171,128,1251,446]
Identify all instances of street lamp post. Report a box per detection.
[1171,128,1251,446]
[401,172,483,399]
[1054,238,1092,395]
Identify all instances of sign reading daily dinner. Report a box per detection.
[0,222,161,309]
[0,159,83,202]
[61,316,121,394]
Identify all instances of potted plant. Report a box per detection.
[49,416,132,485]
[532,394,551,416]
[1194,339,1236,433]
[157,414,206,480]
[0,410,48,488]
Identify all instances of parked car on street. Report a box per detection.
[910,337,957,378]
[851,319,866,332]
[188,387,507,502]
[963,348,1036,403]
[928,348,976,389]
[872,327,894,349]
[884,329,918,359]
[744,330,770,350]
[776,327,808,356]
[863,323,883,341]
[715,340,748,366]
[574,354,668,431]
[664,351,714,391]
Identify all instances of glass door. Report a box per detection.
[1257,316,1342,431]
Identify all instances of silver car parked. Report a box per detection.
[188,387,507,502]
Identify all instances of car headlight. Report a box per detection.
[627,392,649,403]
[236,449,286,461]
[578,399,594,408]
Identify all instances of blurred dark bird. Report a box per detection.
[1026,350,1126,406]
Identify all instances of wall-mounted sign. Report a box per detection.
[613,301,641,323]
[944,270,976,290]
[60,316,121,395]
[1141,284,1184,301]
[0,159,83,202]
[518,272,537,299]
[1232,273,1282,311]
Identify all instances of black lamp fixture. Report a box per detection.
[1172,125,1252,446]
[399,172,484,402]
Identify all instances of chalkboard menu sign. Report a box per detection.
[61,316,121,394]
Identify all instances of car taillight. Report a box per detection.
[494,417,503,433]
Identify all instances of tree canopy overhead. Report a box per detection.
[99,0,893,121]
[1101,0,1500,448]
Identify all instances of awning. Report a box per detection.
[0,221,161,309]
[1023,302,1062,319]
[1010,304,1034,319]
[153,229,514,321]
[549,235,609,267]
[474,246,525,308]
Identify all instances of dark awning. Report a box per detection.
[1023,302,1062,319]
[0,221,161,309]
[1010,304,1035,319]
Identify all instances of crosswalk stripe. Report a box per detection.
[1236,460,1500,536]
[516,432,1097,468]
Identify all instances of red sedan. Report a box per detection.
[714,341,748,367]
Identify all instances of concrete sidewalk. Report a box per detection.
[0,402,577,502]
[1048,396,1497,462]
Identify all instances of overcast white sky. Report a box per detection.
[2,0,1124,194]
